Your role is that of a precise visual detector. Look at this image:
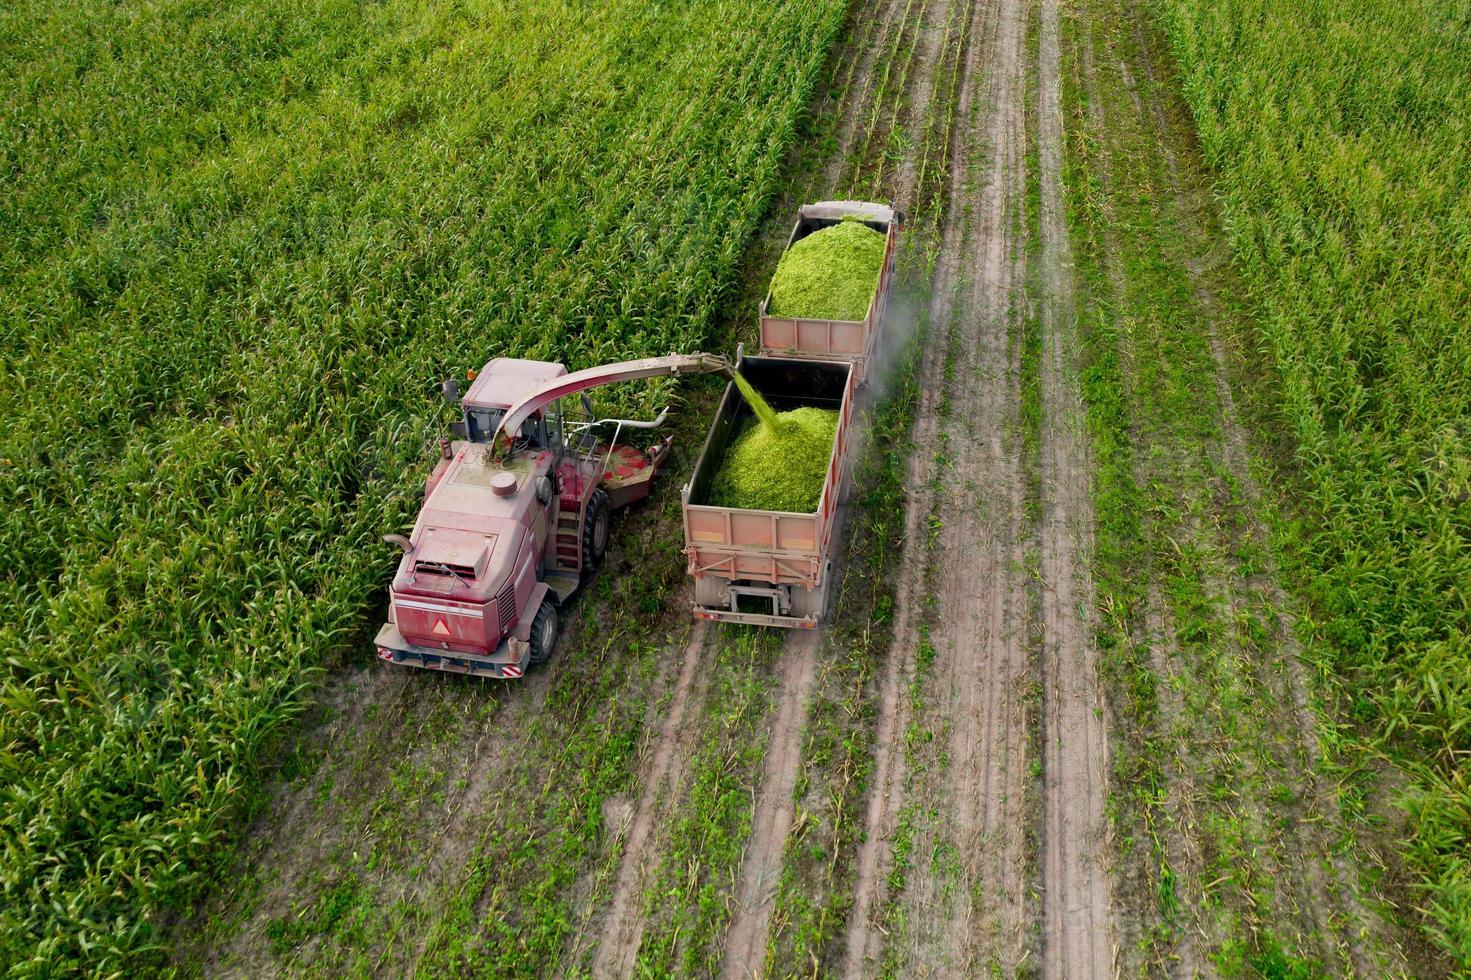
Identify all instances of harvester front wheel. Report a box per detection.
[528,599,558,667]
[583,488,610,569]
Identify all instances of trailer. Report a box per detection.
[757,200,903,384]
[682,353,857,628]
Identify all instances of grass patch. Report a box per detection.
[633,627,785,976]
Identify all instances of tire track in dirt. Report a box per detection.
[1036,0,1113,975]
[719,0,986,970]
[720,629,821,980]
[844,0,1039,971]
[935,0,1031,968]
[839,353,947,978]
[845,0,935,198]
[839,0,982,973]
[590,622,715,979]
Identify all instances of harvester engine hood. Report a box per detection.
[408,527,496,584]
[389,517,523,655]
[384,437,551,663]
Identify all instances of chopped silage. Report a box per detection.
[768,219,886,322]
[708,407,838,513]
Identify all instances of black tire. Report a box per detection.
[582,488,610,569]
[527,599,558,667]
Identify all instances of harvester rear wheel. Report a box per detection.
[528,599,558,667]
[583,488,610,569]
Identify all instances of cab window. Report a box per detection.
[522,415,545,449]
[466,408,504,443]
[465,407,545,449]
[544,405,564,456]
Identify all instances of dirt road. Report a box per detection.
[838,0,1105,971]
[592,624,715,979]
[1036,0,1113,974]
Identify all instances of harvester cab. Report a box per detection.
[374,352,730,679]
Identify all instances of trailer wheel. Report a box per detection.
[695,574,729,610]
[583,488,610,569]
[528,599,558,667]
[790,561,832,620]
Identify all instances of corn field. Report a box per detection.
[6,0,1469,971]
[1158,0,1471,956]
[0,0,848,970]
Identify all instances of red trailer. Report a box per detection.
[682,354,857,628]
[757,200,902,384]
[682,200,900,628]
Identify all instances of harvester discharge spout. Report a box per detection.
[491,352,732,451]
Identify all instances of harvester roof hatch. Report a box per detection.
[462,358,568,409]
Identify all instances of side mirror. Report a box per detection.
[449,421,468,440]
[442,379,460,403]
[580,392,595,417]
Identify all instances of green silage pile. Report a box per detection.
[768,219,885,321]
[709,407,838,512]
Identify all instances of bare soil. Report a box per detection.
[1036,0,1113,973]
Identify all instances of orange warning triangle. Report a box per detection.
[432,618,451,637]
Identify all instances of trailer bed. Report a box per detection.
[682,355,856,627]
[757,201,902,383]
